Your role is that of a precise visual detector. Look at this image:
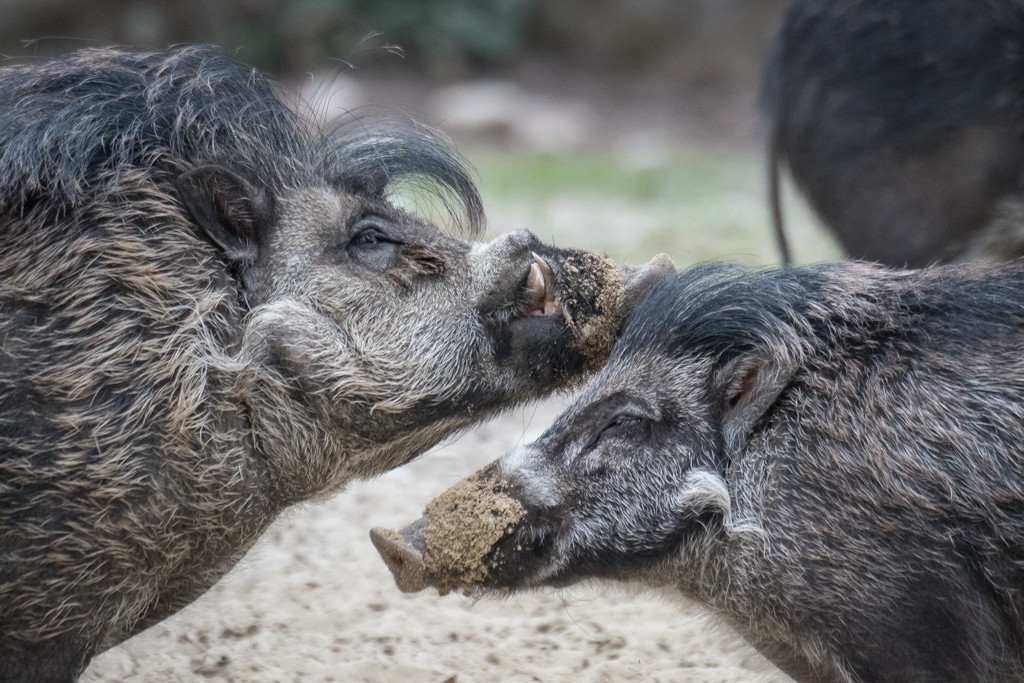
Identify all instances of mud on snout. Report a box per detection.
[370,470,537,596]
[518,247,675,371]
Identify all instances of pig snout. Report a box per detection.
[370,472,528,596]
[514,247,674,331]
[370,518,431,594]
[539,250,676,370]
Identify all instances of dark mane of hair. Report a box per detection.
[0,44,483,233]
[617,260,1024,366]
[617,262,813,366]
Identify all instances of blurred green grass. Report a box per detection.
[468,144,841,268]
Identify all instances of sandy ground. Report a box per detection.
[84,396,787,683]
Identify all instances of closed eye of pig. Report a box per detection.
[376,259,1024,683]
[0,46,674,682]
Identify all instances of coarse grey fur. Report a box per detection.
[476,261,1024,681]
[764,0,1024,266]
[0,46,666,682]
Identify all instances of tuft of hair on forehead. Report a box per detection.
[318,108,485,236]
[616,261,814,367]
[0,44,484,234]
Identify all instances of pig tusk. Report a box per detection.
[530,253,562,316]
[526,260,546,307]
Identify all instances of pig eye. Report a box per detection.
[597,413,647,442]
[349,219,398,250]
[346,217,403,269]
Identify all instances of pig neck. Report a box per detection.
[242,370,485,505]
[663,502,777,624]
[237,359,412,506]
[660,481,827,679]
[100,334,285,649]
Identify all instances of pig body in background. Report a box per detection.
[0,46,668,682]
[764,0,1024,266]
[378,260,1024,682]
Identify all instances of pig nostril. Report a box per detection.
[370,526,430,594]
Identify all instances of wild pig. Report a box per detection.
[375,260,1024,682]
[0,46,672,682]
[764,0,1024,266]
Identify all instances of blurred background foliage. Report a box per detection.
[0,0,784,83]
[0,0,835,265]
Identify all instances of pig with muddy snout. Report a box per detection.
[374,260,1024,683]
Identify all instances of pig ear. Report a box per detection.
[716,351,795,454]
[620,254,676,326]
[176,165,268,264]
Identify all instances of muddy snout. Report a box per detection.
[520,250,674,323]
[370,473,525,596]
[537,250,676,368]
